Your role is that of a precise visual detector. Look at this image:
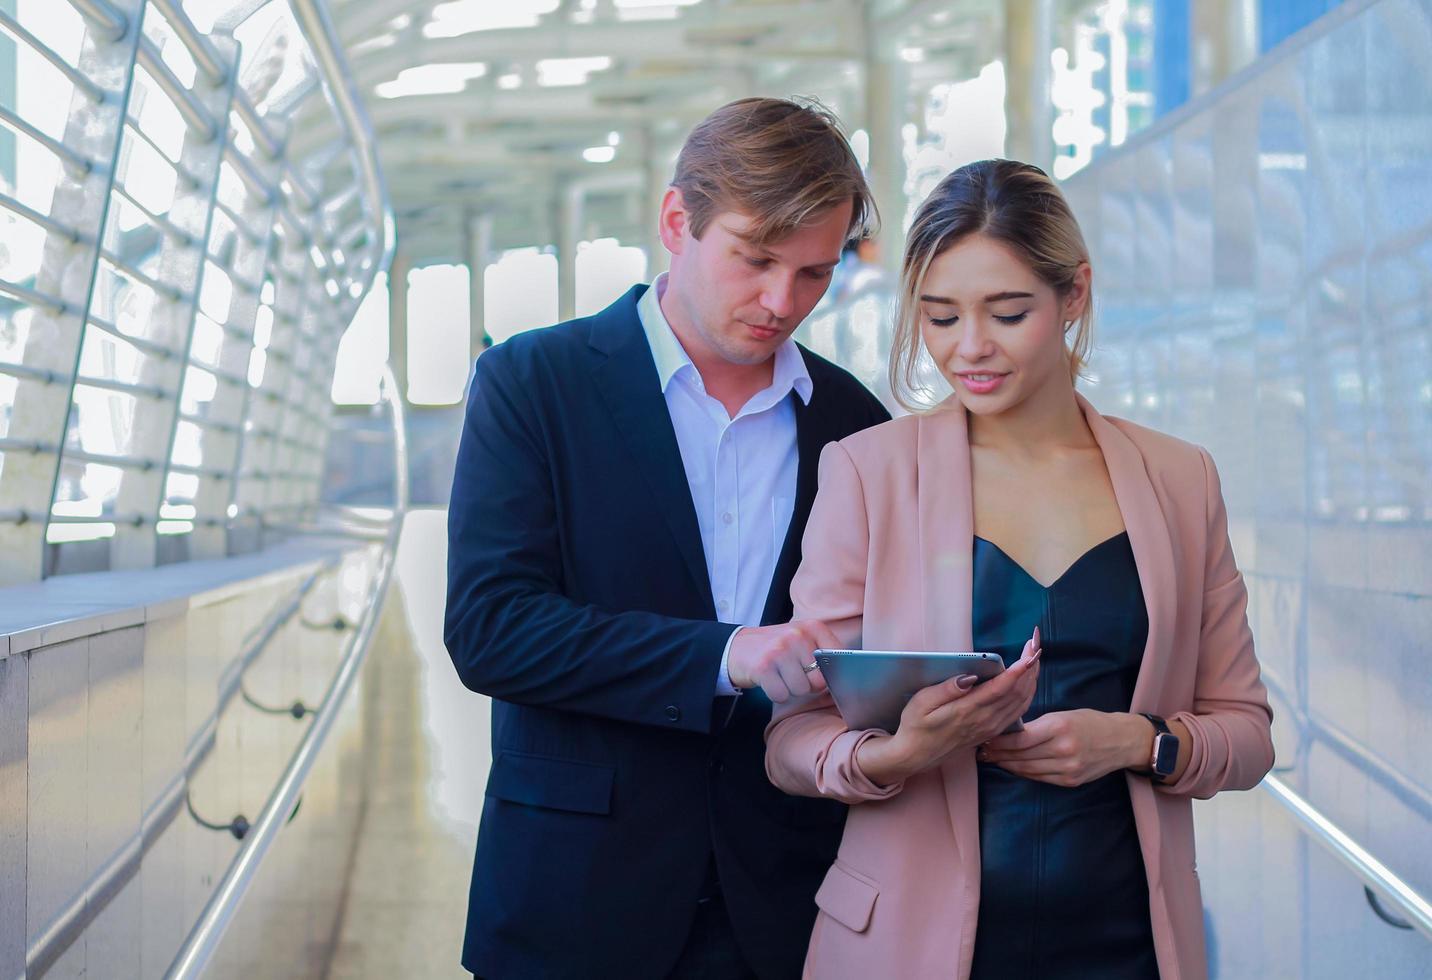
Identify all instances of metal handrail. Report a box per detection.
[0,189,90,244]
[0,9,106,101]
[0,277,72,315]
[135,36,221,144]
[165,365,406,979]
[147,0,228,86]
[0,103,101,173]
[19,565,335,980]
[288,0,396,289]
[1261,774,1432,940]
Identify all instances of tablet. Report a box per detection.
[815,649,1021,734]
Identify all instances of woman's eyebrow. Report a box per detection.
[919,290,1035,304]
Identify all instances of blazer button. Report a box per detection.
[664,705,681,723]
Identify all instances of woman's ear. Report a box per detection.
[1062,262,1092,323]
[658,187,688,256]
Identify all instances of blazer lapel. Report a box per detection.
[917,400,976,651]
[1077,394,1179,896]
[589,288,713,612]
[916,402,981,875]
[1077,394,1178,711]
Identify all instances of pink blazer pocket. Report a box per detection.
[814,862,879,933]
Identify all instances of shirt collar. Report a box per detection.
[637,273,813,405]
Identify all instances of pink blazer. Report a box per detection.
[766,394,1274,980]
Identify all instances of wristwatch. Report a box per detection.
[1139,713,1179,783]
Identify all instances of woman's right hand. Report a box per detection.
[856,628,1042,786]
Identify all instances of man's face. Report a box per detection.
[662,194,852,366]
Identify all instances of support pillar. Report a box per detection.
[553,181,580,323]
[463,210,492,360]
[1191,0,1258,96]
[862,13,908,279]
[388,250,411,403]
[1003,0,1055,173]
[639,126,668,279]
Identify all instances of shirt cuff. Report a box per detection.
[716,626,744,697]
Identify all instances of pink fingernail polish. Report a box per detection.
[955,674,978,690]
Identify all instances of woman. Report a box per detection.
[765,160,1274,980]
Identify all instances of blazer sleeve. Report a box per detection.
[1159,448,1276,798]
[765,441,905,804]
[444,343,734,734]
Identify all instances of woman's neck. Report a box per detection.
[967,377,1093,457]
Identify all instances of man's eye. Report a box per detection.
[745,257,770,269]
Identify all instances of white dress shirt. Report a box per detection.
[637,275,812,695]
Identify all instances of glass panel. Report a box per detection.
[189,312,225,367]
[64,384,140,458]
[330,272,386,405]
[77,327,148,388]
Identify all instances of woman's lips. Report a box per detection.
[956,372,1008,395]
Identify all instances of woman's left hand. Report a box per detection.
[977,709,1148,787]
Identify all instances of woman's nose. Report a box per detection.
[956,320,992,359]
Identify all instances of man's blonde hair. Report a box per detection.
[672,97,876,246]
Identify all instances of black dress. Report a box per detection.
[968,532,1160,980]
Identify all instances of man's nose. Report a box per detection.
[760,273,796,321]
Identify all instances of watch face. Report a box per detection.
[1153,734,1179,776]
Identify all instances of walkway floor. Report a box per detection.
[326,509,488,978]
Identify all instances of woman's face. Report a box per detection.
[918,233,1088,418]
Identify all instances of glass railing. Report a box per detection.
[0,0,391,585]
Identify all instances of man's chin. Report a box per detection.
[717,336,782,366]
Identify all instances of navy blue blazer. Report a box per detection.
[444,285,889,979]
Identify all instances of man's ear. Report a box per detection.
[658,186,689,256]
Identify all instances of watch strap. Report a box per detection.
[1138,713,1177,782]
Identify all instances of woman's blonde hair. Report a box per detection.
[889,159,1094,412]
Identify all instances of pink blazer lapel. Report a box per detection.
[916,401,975,653]
[916,403,981,875]
[1077,394,1178,712]
[1078,395,1178,896]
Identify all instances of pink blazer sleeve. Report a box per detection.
[765,442,904,804]
[1160,448,1276,799]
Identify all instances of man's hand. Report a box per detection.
[726,620,841,703]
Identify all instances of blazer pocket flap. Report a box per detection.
[486,750,615,815]
[815,862,879,933]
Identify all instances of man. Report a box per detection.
[445,97,890,979]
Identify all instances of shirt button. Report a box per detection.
[722,512,733,525]
[665,705,681,723]
[717,599,730,613]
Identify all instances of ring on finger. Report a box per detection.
[802,661,819,674]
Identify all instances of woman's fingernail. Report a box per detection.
[955,674,978,690]
[1033,626,1041,645]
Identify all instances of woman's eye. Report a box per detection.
[994,312,1028,325]
[928,315,958,328]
